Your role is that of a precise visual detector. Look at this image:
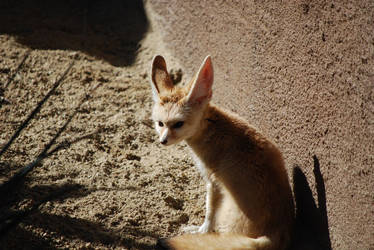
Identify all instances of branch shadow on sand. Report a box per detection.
[0,0,149,67]
[0,182,159,249]
[0,119,158,248]
[290,155,332,250]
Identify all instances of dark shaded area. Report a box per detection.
[291,155,332,250]
[155,238,172,250]
[0,0,148,66]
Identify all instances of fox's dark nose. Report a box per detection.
[161,139,168,145]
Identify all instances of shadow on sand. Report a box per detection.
[0,181,158,249]
[0,0,149,67]
[290,155,332,250]
[0,66,158,248]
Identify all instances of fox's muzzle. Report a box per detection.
[160,128,169,145]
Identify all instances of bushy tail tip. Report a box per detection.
[155,233,271,250]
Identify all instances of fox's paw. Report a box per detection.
[181,225,200,234]
[197,221,210,233]
[182,222,211,234]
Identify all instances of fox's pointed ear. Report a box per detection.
[150,55,174,102]
[187,55,213,105]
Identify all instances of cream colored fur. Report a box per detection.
[150,55,294,250]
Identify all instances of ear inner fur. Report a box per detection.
[187,56,213,104]
[152,55,174,95]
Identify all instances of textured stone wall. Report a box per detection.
[146,1,374,249]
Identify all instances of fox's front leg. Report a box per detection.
[184,181,221,233]
[199,181,221,232]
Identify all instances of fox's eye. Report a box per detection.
[173,121,184,129]
[158,121,164,127]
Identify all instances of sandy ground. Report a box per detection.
[0,1,206,249]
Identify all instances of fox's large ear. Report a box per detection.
[187,55,213,105]
[150,55,174,102]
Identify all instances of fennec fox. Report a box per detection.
[150,55,294,250]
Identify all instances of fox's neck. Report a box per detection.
[186,103,226,172]
[186,103,215,140]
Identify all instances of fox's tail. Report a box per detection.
[155,233,271,250]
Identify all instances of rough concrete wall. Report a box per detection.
[146,1,374,249]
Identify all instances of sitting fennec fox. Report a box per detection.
[150,55,294,250]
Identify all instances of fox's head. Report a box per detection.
[150,55,214,146]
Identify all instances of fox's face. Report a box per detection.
[152,101,198,146]
[150,55,214,146]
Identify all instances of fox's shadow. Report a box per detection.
[290,155,332,250]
